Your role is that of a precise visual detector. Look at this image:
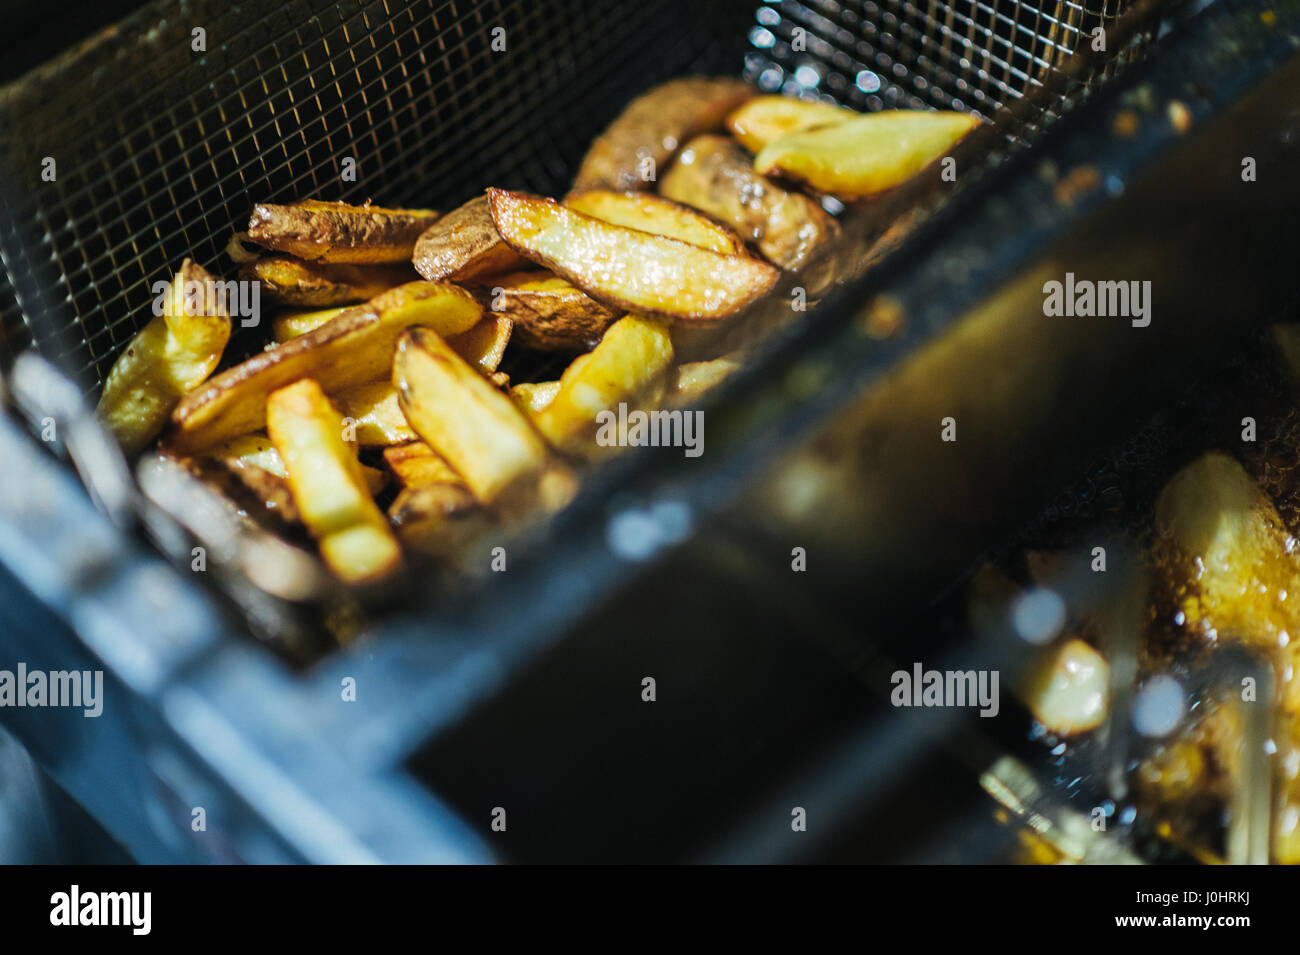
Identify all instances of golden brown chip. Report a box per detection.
[247,200,439,263]
[266,379,401,584]
[481,271,616,351]
[412,195,527,283]
[383,441,463,488]
[573,77,754,192]
[533,314,674,458]
[97,259,233,453]
[488,189,779,322]
[393,327,549,506]
[563,190,745,255]
[241,256,417,306]
[753,110,981,199]
[660,134,839,271]
[725,95,857,153]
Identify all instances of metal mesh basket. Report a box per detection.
[0,0,1151,389]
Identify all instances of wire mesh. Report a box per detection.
[741,0,1145,132]
[0,0,1153,394]
[0,0,744,388]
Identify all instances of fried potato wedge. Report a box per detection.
[275,307,510,373]
[241,256,416,306]
[488,189,779,321]
[725,95,857,153]
[97,259,233,453]
[448,315,513,374]
[483,270,616,351]
[312,315,511,448]
[564,190,745,255]
[389,483,493,560]
[272,307,347,342]
[753,109,981,199]
[660,135,839,271]
[333,380,417,446]
[672,357,739,405]
[393,327,548,505]
[510,380,561,416]
[383,440,463,488]
[247,200,439,264]
[266,379,401,583]
[171,281,482,451]
[412,195,526,284]
[534,314,674,457]
[573,76,754,192]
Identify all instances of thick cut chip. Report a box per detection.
[725,95,857,153]
[333,381,416,446]
[247,200,439,263]
[272,307,347,342]
[660,135,839,271]
[170,281,481,451]
[447,315,513,374]
[488,189,779,321]
[383,441,463,488]
[412,195,526,283]
[393,327,549,505]
[510,380,562,416]
[753,109,981,199]
[266,379,401,583]
[533,314,674,458]
[672,357,739,405]
[241,256,416,306]
[564,190,745,255]
[573,77,754,192]
[483,271,616,351]
[97,259,233,453]
[273,308,510,375]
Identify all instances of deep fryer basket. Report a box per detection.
[0,0,1240,862]
[0,0,1157,621]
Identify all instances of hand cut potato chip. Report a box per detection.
[247,200,439,263]
[447,315,513,375]
[725,95,857,153]
[573,76,754,192]
[412,195,526,284]
[753,109,981,199]
[97,259,233,453]
[510,379,561,416]
[488,189,779,321]
[383,440,463,487]
[241,256,416,306]
[171,281,482,451]
[266,379,401,583]
[272,307,347,343]
[660,135,839,271]
[393,327,549,505]
[564,190,746,255]
[534,314,674,457]
[482,271,616,351]
[672,357,739,405]
[333,380,417,446]
[273,308,510,375]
